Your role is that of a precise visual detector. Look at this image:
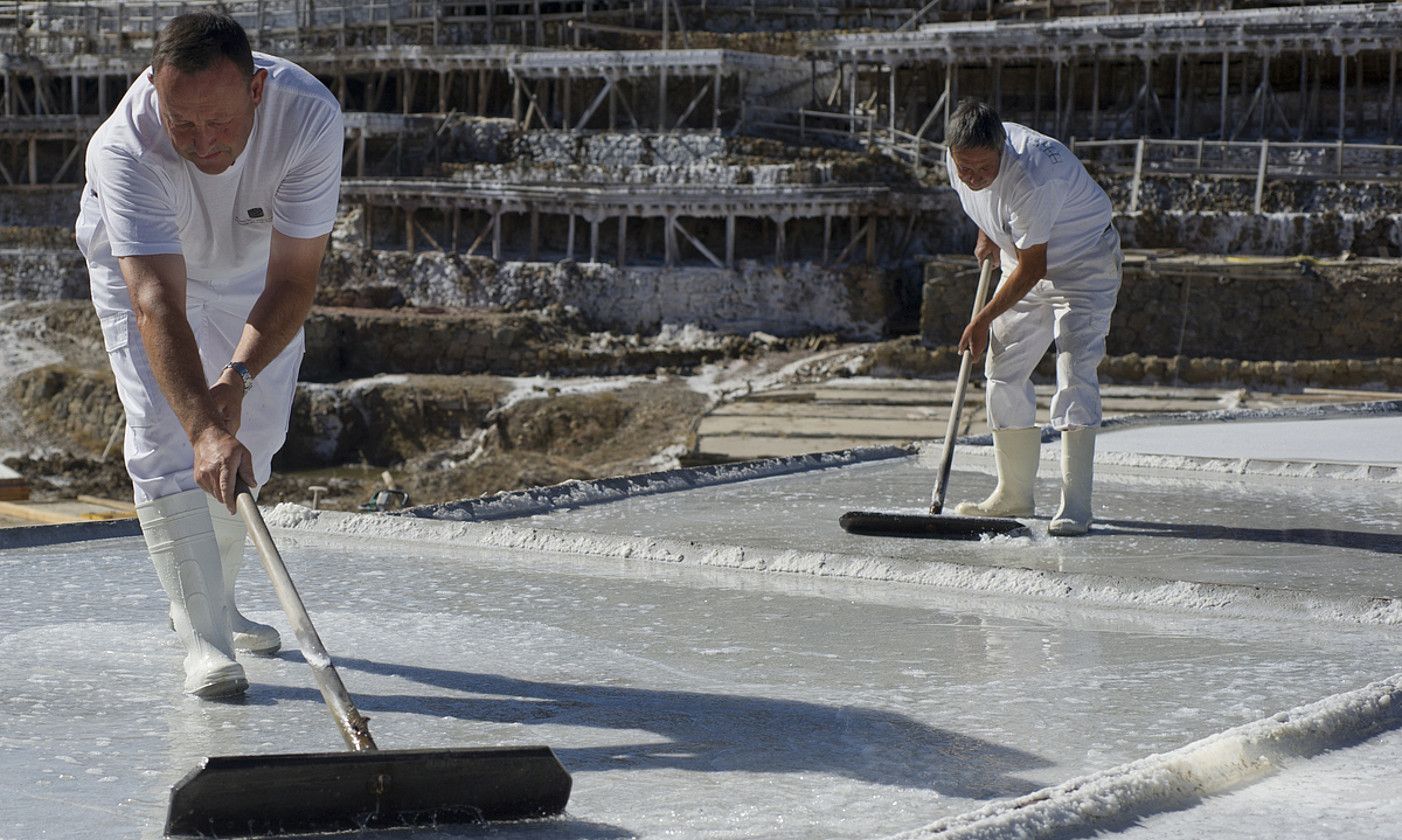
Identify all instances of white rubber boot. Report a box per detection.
[1049,428,1097,536]
[954,427,1040,518]
[137,489,248,698]
[206,493,281,655]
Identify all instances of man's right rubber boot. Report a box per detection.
[954,427,1041,518]
[206,493,281,655]
[137,488,248,699]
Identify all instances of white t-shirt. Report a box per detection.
[77,52,343,312]
[947,122,1113,275]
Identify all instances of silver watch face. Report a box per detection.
[225,362,252,392]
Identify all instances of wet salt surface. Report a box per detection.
[3,531,1399,839]
[1097,415,1402,465]
[512,457,1402,604]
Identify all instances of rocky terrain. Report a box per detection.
[0,300,845,512]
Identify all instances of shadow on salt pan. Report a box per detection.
[257,651,1049,802]
[1099,519,1402,555]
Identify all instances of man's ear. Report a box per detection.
[249,68,268,106]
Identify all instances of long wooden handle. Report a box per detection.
[237,489,379,752]
[930,258,996,514]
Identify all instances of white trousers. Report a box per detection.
[985,226,1122,432]
[90,262,303,504]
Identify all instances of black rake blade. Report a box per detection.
[840,510,1028,540]
[166,746,571,837]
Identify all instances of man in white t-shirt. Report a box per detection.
[75,12,343,697]
[943,99,1122,536]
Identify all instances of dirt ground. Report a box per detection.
[0,300,812,513]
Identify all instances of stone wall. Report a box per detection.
[921,254,1402,361]
[0,250,90,300]
[320,251,900,339]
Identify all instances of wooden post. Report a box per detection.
[713,69,722,129]
[725,215,735,268]
[590,217,599,263]
[1253,139,1268,214]
[1173,52,1182,139]
[1389,51,1398,144]
[617,215,627,267]
[1091,59,1100,139]
[566,213,576,261]
[888,63,898,145]
[1338,53,1347,141]
[1219,51,1229,140]
[405,207,415,252]
[492,208,503,260]
[659,68,668,131]
[1129,136,1146,213]
[665,214,677,267]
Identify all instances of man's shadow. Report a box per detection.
[255,653,1048,802]
[1099,519,1402,555]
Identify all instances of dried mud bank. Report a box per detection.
[923,254,1402,365]
[864,336,1402,391]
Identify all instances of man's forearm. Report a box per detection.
[978,260,1042,324]
[121,254,228,443]
[224,230,328,383]
[229,276,317,378]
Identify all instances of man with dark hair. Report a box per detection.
[944,99,1121,536]
[75,11,344,697]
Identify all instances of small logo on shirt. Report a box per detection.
[1034,140,1063,163]
[236,206,270,225]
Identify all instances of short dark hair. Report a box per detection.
[947,99,1006,152]
[151,12,254,78]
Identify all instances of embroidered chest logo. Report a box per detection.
[236,206,270,225]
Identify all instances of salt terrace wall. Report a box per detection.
[320,250,898,338]
[921,255,1402,362]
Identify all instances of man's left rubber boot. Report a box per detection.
[138,489,248,698]
[205,493,281,655]
[1049,428,1096,536]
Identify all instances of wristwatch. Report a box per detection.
[223,361,254,393]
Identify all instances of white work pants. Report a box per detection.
[90,262,302,504]
[985,225,1122,432]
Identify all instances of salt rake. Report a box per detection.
[840,258,1027,540]
[164,487,571,837]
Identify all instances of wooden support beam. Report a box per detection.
[415,218,443,252]
[674,78,713,130]
[830,219,871,266]
[576,77,614,130]
[617,215,628,268]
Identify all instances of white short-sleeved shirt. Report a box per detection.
[948,123,1113,274]
[76,52,343,312]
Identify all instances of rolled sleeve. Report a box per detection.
[93,146,182,257]
[273,105,344,239]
